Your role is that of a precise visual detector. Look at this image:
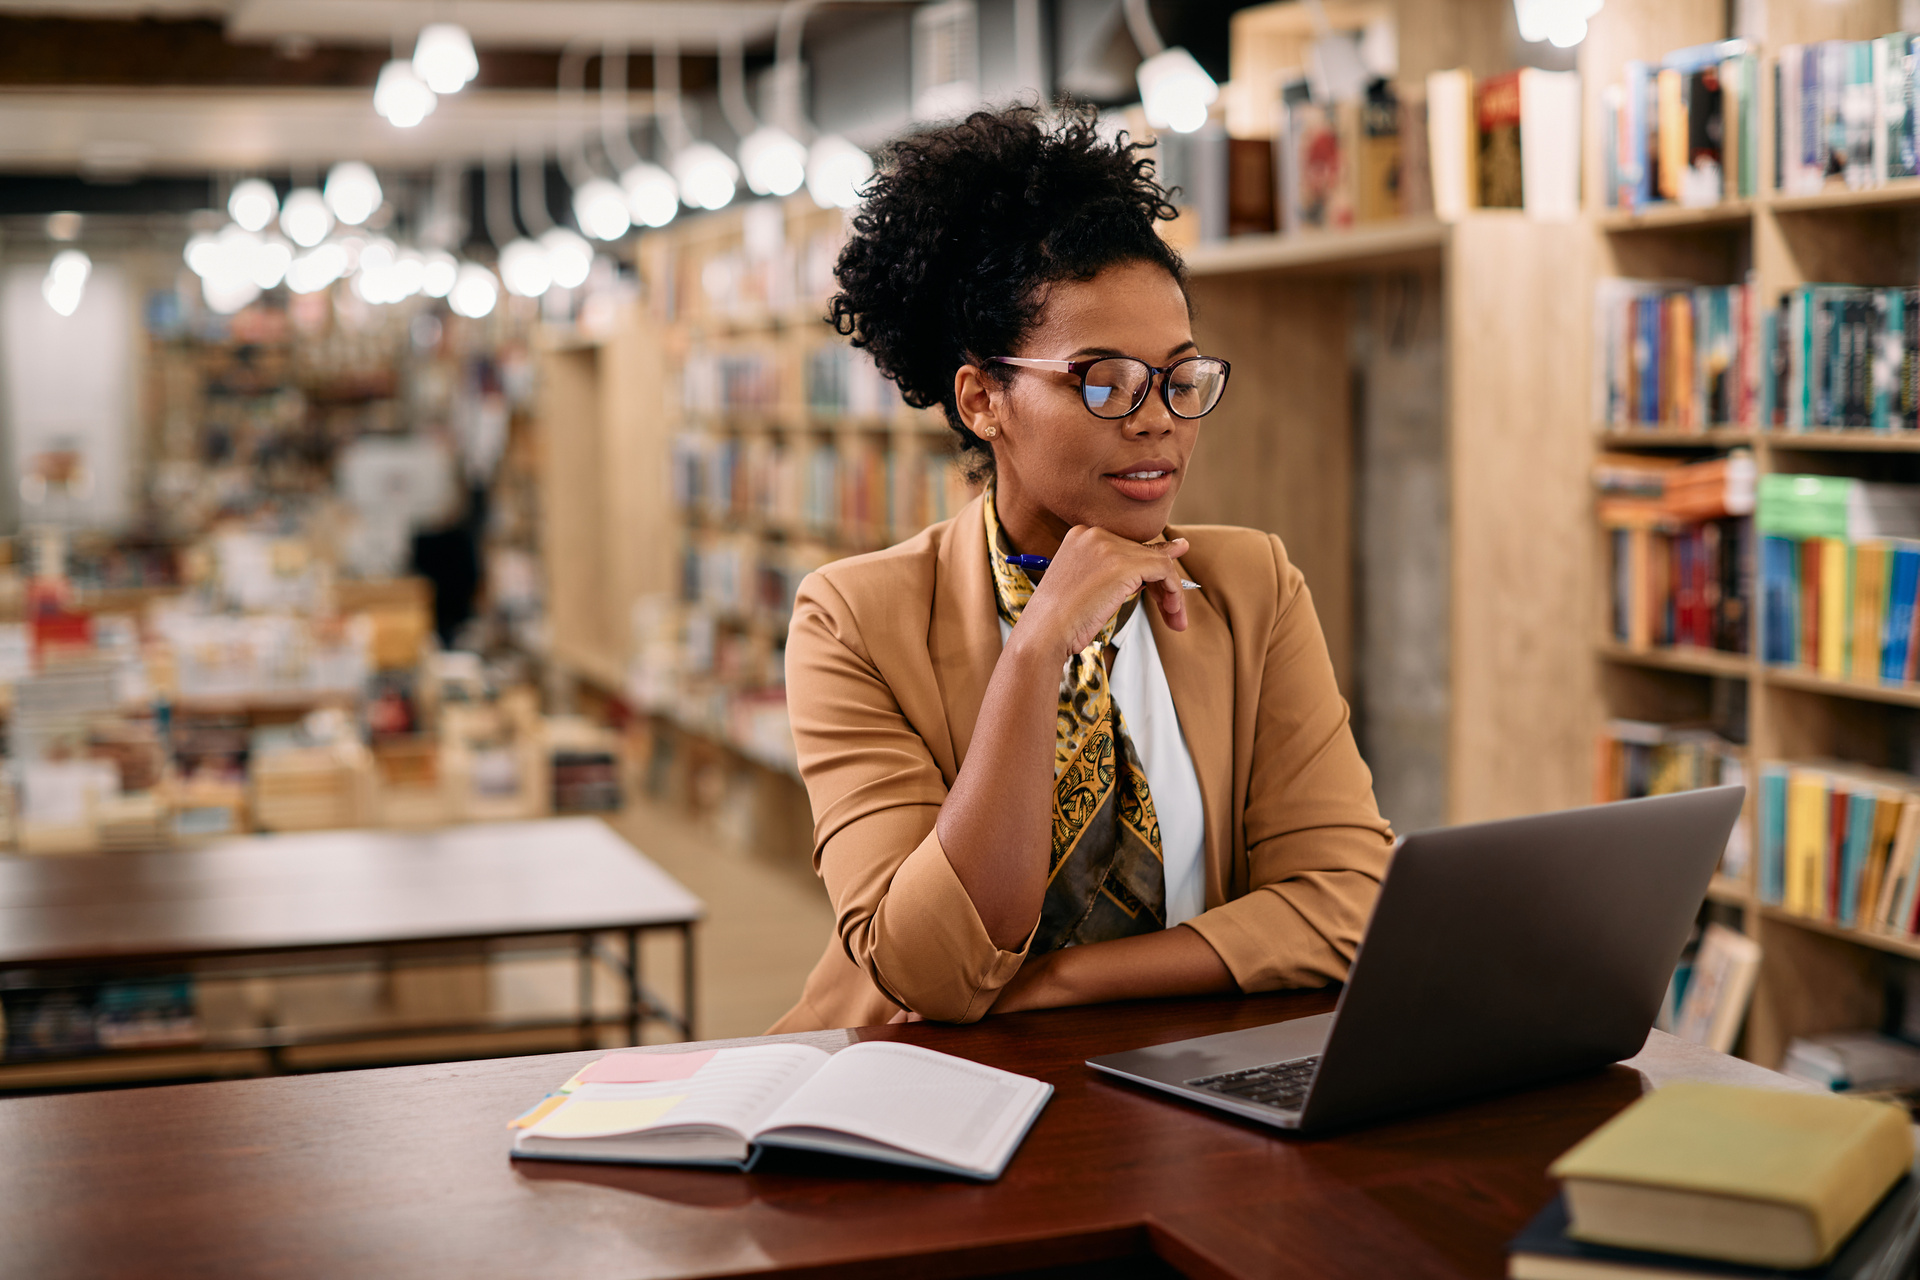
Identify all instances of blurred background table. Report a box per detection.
[0,817,703,1085]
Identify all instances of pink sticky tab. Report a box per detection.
[577,1050,717,1084]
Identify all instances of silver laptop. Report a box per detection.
[1087,787,1745,1134]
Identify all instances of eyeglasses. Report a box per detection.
[987,354,1232,421]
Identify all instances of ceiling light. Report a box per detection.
[498,238,552,297]
[540,227,593,290]
[572,178,632,241]
[420,249,459,298]
[740,126,808,197]
[672,144,739,212]
[41,249,90,318]
[285,242,349,294]
[449,262,499,318]
[184,230,223,278]
[228,179,279,233]
[1136,47,1218,134]
[622,163,679,229]
[806,135,873,209]
[324,162,383,226]
[393,249,426,299]
[412,22,478,96]
[279,188,334,247]
[249,235,293,289]
[1514,0,1603,46]
[374,59,437,128]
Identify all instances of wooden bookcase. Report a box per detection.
[1581,0,1920,1066]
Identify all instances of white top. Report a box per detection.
[998,608,1207,928]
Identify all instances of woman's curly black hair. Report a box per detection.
[828,103,1186,467]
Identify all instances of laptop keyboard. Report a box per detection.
[1186,1056,1320,1112]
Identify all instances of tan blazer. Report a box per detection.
[767,494,1394,1033]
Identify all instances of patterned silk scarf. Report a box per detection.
[982,487,1167,954]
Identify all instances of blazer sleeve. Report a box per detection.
[785,571,1033,1024]
[1183,535,1395,992]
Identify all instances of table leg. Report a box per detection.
[576,933,594,1050]
[625,929,641,1047]
[681,923,697,1043]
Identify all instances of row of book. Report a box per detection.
[1595,720,1749,879]
[663,225,842,328]
[1757,760,1920,936]
[1761,285,1919,432]
[1775,36,1920,195]
[678,534,835,628]
[1756,475,1920,681]
[1597,453,1755,652]
[805,345,900,420]
[1594,279,1758,429]
[670,432,979,549]
[682,344,915,423]
[1601,41,1759,210]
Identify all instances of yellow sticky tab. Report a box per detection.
[509,1095,567,1130]
[557,1067,591,1094]
[527,1094,687,1139]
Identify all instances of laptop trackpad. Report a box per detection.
[1089,1012,1336,1086]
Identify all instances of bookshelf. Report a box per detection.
[1582,0,1920,1067]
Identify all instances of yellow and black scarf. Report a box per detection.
[982,487,1166,953]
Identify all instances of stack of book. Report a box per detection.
[1598,452,1755,652]
[1776,36,1920,195]
[1600,41,1760,210]
[1760,285,1919,432]
[1756,760,1920,934]
[1596,720,1748,879]
[1595,278,1759,430]
[1510,1083,1920,1279]
[1757,476,1920,678]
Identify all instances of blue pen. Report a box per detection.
[1008,553,1201,591]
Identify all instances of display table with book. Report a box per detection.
[0,989,1823,1279]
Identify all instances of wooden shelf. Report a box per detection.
[1596,428,1754,448]
[1183,218,1447,277]
[1761,667,1920,709]
[1706,874,1751,906]
[1760,431,1920,452]
[1596,640,1754,679]
[1767,180,1920,214]
[1756,904,1920,962]
[1596,202,1753,232]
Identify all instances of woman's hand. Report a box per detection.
[1015,528,1191,663]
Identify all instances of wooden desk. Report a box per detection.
[0,990,1806,1278]
[0,818,706,1068]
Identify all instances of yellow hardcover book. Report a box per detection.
[1548,1082,1912,1269]
[1819,538,1851,679]
[1786,769,1831,916]
[1858,795,1906,930]
[1873,801,1920,930]
[1852,542,1889,684]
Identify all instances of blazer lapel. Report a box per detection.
[927,493,1002,780]
[1147,549,1236,910]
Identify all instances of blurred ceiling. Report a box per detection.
[0,1,786,49]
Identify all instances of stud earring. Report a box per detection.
[981,424,998,439]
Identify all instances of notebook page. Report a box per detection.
[531,1044,828,1141]
[755,1042,1048,1172]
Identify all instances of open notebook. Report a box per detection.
[507,1041,1053,1181]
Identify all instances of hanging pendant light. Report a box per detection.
[420,249,459,298]
[374,59,437,127]
[1123,0,1217,134]
[228,179,279,233]
[449,262,500,318]
[572,177,631,241]
[806,134,872,209]
[621,163,679,228]
[279,187,334,247]
[673,143,739,212]
[324,161,383,226]
[41,250,90,317]
[741,127,808,197]
[412,22,479,95]
[540,226,594,289]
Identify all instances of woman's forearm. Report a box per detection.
[990,925,1236,1014]
[933,627,1067,949]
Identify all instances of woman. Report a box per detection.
[768,105,1393,1033]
